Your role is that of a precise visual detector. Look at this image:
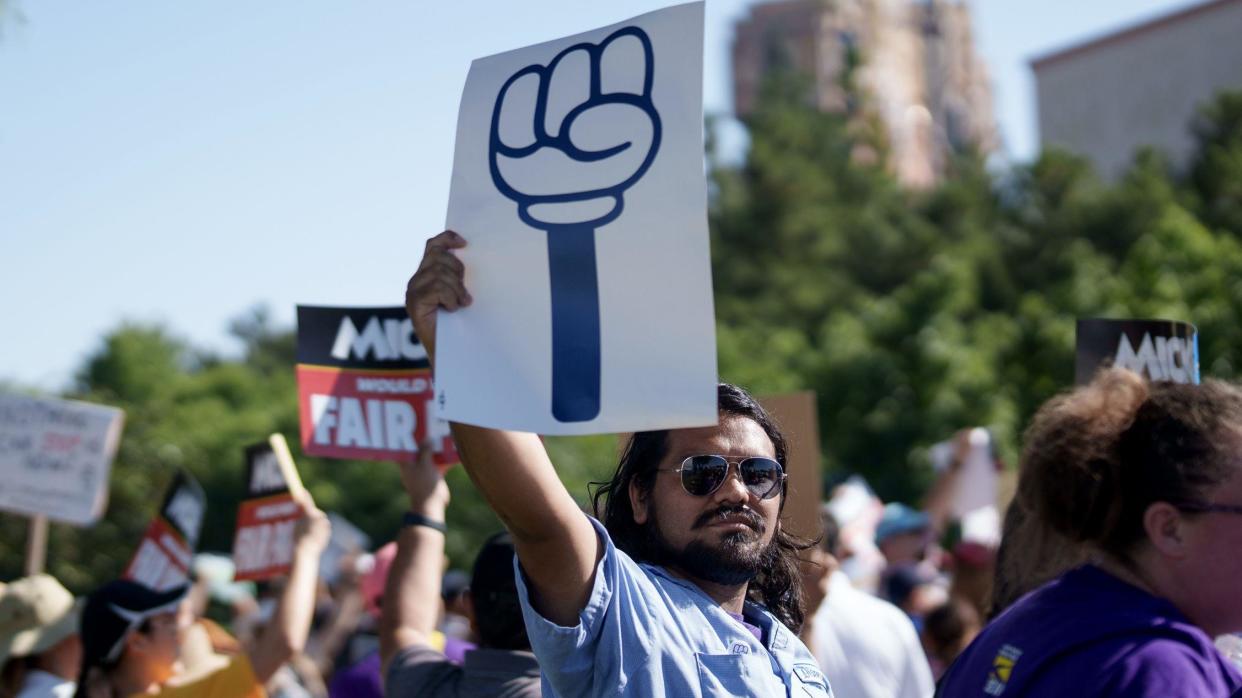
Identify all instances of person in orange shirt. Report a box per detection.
[74,508,329,698]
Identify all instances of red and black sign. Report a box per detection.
[296,305,456,465]
[232,436,306,581]
[124,471,205,591]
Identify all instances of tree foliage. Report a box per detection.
[711,79,1242,503]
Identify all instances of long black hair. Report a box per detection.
[590,383,816,632]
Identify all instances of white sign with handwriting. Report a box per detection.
[0,394,124,525]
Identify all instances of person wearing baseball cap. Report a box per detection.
[0,574,82,698]
[75,507,330,698]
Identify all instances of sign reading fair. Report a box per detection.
[1075,318,1199,385]
[233,435,307,581]
[437,2,717,435]
[125,471,206,591]
[0,394,124,526]
[296,305,456,465]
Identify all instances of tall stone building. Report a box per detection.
[732,0,997,188]
[1032,0,1242,180]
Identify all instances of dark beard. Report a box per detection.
[641,504,777,586]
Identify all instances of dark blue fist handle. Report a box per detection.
[489,27,662,422]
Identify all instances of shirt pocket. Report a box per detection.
[695,652,752,697]
[792,662,833,698]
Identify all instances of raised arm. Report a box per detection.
[923,429,970,533]
[248,504,330,683]
[379,444,450,674]
[405,230,600,627]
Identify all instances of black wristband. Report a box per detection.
[402,511,447,533]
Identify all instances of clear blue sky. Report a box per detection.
[0,0,1190,391]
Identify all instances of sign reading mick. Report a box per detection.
[1075,318,1199,385]
[295,305,456,465]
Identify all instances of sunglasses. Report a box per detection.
[659,455,786,499]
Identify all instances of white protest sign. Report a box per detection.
[930,428,1001,546]
[0,394,124,525]
[438,2,717,434]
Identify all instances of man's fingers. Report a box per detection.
[416,235,467,284]
[408,232,471,314]
[412,253,464,287]
[423,230,467,254]
[431,252,465,277]
[410,270,471,308]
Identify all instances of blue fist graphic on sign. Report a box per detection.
[489,26,662,423]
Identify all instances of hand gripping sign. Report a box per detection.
[439,3,717,435]
[489,27,661,422]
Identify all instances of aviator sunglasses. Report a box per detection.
[659,455,787,499]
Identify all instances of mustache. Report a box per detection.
[692,505,765,533]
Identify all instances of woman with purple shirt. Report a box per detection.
[938,369,1242,697]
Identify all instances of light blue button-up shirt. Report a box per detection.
[515,516,835,697]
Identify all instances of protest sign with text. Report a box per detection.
[232,434,307,581]
[297,305,456,465]
[0,394,124,526]
[125,471,206,591]
[437,2,717,434]
[1075,318,1199,385]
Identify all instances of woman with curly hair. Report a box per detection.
[938,368,1242,696]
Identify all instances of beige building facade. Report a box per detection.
[732,0,996,188]
[1032,0,1242,179]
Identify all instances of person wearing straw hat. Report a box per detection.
[0,574,82,698]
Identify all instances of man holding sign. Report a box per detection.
[408,5,830,695]
[408,231,830,696]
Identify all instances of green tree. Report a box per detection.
[708,77,1242,505]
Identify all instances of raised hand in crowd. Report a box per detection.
[380,438,540,697]
[248,504,331,684]
[380,442,451,671]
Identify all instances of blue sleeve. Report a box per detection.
[513,515,654,697]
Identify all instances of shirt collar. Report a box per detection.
[641,563,789,653]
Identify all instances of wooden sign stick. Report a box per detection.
[268,434,310,505]
[25,514,49,575]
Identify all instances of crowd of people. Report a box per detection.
[2,229,1242,696]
